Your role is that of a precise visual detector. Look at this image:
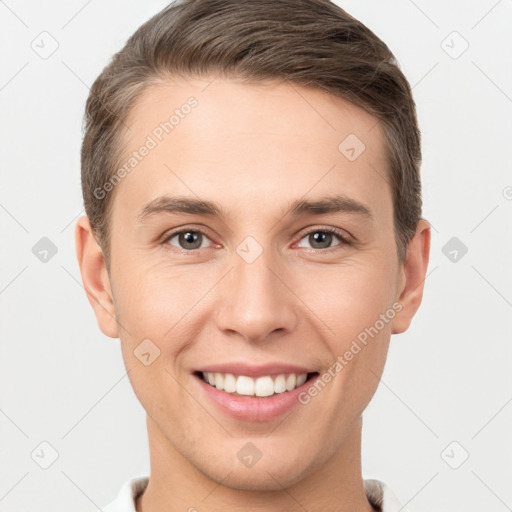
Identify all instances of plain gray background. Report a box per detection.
[1,1,511,511]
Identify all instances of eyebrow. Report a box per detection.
[137,194,373,223]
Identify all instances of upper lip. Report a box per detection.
[195,362,316,378]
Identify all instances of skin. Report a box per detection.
[76,76,430,512]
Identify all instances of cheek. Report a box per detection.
[113,247,398,356]
[112,259,203,335]
[297,258,396,401]
[299,257,398,343]
[113,260,216,399]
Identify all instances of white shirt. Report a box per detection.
[103,475,411,512]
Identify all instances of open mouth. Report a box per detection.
[194,371,319,398]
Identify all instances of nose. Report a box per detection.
[214,246,299,344]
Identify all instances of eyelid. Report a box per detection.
[160,224,355,252]
[160,225,217,246]
[293,225,354,252]
[296,225,354,243]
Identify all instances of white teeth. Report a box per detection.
[201,371,309,396]
[214,372,224,390]
[236,375,255,395]
[296,373,307,387]
[255,376,274,397]
[223,373,237,393]
[286,374,296,391]
[274,374,287,393]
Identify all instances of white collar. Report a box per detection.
[104,475,411,512]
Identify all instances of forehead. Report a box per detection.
[113,76,391,221]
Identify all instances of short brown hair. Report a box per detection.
[81,0,422,267]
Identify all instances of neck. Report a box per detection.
[137,415,375,512]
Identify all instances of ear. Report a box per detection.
[75,216,119,338]
[391,219,431,335]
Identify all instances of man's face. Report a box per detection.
[104,77,405,489]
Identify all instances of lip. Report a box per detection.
[193,371,319,422]
[195,362,315,378]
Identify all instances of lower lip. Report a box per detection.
[194,373,318,422]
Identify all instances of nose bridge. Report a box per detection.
[215,239,297,342]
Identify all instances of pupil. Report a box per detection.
[181,231,201,249]
[311,231,331,249]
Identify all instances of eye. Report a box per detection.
[164,229,213,251]
[161,226,352,253]
[296,227,352,251]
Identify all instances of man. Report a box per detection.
[75,0,430,510]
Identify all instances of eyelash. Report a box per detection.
[296,227,353,252]
[161,226,353,253]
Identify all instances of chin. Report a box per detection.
[211,465,308,491]
[196,449,318,492]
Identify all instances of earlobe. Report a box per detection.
[75,216,119,338]
[391,219,431,335]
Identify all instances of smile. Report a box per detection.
[193,367,320,421]
[199,371,313,397]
